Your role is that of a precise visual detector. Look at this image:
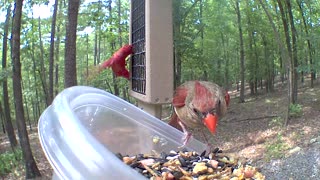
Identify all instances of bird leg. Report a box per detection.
[178,121,192,148]
[200,130,214,154]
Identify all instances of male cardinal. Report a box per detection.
[99,44,133,79]
[168,81,230,148]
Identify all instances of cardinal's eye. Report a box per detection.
[193,108,200,114]
[193,108,205,119]
[193,108,200,115]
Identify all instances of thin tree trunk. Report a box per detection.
[38,17,49,106]
[0,101,6,133]
[108,0,119,96]
[12,0,41,178]
[253,34,259,93]
[286,0,298,104]
[64,0,80,87]
[2,4,18,147]
[235,0,245,103]
[262,35,271,92]
[259,0,291,125]
[296,0,313,88]
[29,48,42,121]
[98,31,101,64]
[48,0,59,105]
[305,2,316,84]
[55,1,63,95]
[22,80,32,131]
[173,0,183,87]
[117,0,128,98]
[221,33,230,90]
[86,34,89,84]
[246,2,255,95]
[94,32,98,65]
[30,14,45,116]
[118,0,123,46]
[55,27,61,96]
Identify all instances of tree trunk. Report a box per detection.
[117,0,123,46]
[259,0,291,125]
[277,0,293,103]
[117,0,129,99]
[285,0,298,104]
[29,47,42,122]
[97,31,101,65]
[30,15,45,117]
[262,35,272,93]
[48,0,59,105]
[2,4,18,147]
[55,1,63,95]
[221,33,230,90]
[22,80,32,131]
[235,0,245,103]
[0,101,6,133]
[108,0,119,96]
[296,0,314,88]
[94,32,98,66]
[12,0,41,178]
[253,35,259,93]
[246,4,255,95]
[173,0,182,88]
[306,6,315,87]
[86,34,89,83]
[64,0,80,88]
[38,17,49,106]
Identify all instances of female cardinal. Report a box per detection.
[168,81,230,147]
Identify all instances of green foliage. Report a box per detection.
[0,68,12,82]
[289,103,303,118]
[265,133,289,161]
[269,117,284,127]
[0,149,23,176]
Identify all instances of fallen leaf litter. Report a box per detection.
[117,148,265,180]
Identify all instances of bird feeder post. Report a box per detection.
[129,0,174,119]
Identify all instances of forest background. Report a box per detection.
[0,0,319,179]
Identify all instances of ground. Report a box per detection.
[1,79,320,179]
[211,81,320,163]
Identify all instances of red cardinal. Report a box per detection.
[99,44,133,79]
[168,81,230,147]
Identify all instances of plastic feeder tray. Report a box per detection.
[38,86,206,179]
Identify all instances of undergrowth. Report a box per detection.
[265,133,289,161]
[0,148,23,177]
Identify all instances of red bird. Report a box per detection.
[99,44,133,79]
[168,81,230,147]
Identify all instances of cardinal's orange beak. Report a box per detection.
[203,113,218,134]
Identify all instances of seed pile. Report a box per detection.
[117,148,265,180]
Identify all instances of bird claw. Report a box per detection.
[178,132,192,148]
[205,143,214,154]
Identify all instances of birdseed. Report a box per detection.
[117,148,265,180]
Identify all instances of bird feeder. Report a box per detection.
[129,0,174,118]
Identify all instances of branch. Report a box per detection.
[0,33,11,40]
[181,24,205,55]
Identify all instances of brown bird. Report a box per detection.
[168,81,230,148]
